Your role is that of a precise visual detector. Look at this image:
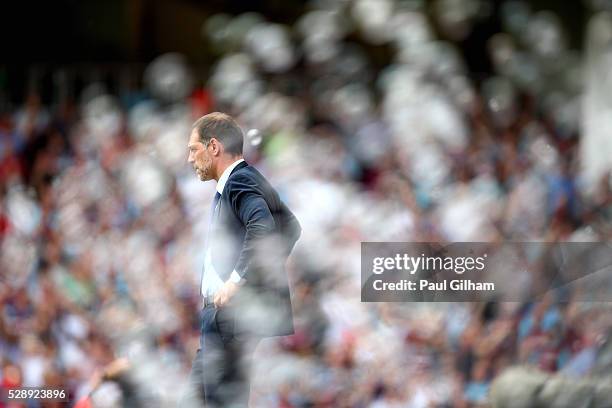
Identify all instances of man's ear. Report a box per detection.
[211,138,223,156]
[208,138,217,155]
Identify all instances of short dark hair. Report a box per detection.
[192,112,244,155]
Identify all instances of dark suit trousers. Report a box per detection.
[180,304,260,408]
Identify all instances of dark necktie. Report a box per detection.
[201,192,222,296]
[209,191,222,229]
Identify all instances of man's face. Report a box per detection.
[187,129,213,181]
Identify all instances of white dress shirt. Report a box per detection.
[201,158,245,297]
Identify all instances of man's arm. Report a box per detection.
[214,175,276,307]
[229,175,277,279]
[279,201,301,254]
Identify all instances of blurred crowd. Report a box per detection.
[2,0,612,407]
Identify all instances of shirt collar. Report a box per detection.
[216,158,245,194]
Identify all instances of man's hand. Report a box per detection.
[103,357,130,379]
[87,357,130,392]
[214,280,240,308]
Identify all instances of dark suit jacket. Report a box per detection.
[210,161,301,337]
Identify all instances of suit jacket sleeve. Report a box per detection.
[278,201,301,254]
[227,174,277,279]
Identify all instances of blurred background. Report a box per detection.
[1,0,612,406]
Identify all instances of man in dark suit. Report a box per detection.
[180,112,301,407]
